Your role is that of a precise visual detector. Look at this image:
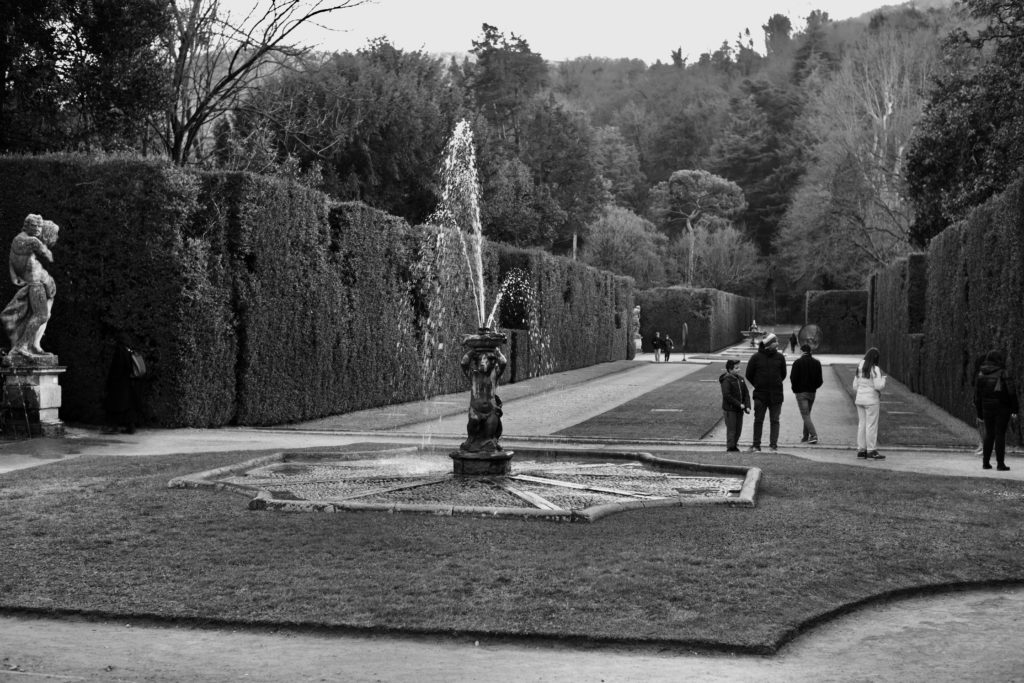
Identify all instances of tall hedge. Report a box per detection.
[804,290,867,354]
[865,254,927,392]
[919,179,1024,425]
[636,287,754,353]
[0,155,633,427]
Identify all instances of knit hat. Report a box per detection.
[726,359,739,370]
[762,333,778,347]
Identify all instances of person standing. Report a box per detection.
[104,333,141,434]
[853,347,886,460]
[974,350,1019,471]
[790,344,823,444]
[789,332,799,354]
[720,360,750,452]
[745,332,786,452]
[663,335,674,362]
[652,331,663,362]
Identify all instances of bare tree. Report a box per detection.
[159,0,365,164]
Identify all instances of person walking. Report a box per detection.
[720,359,750,452]
[853,347,886,460]
[790,343,823,444]
[974,350,1019,471]
[663,335,674,362]
[789,332,799,354]
[745,332,786,452]
[652,332,663,362]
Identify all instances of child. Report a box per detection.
[719,359,750,452]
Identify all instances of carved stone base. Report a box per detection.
[0,361,65,438]
[450,449,514,476]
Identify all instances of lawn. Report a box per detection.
[2,446,1023,654]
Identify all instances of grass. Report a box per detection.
[2,445,1024,653]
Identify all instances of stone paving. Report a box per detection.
[1,331,1023,680]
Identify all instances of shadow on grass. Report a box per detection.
[2,445,1024,653]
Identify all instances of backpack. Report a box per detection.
[128,348,148,379]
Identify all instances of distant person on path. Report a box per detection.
[789,332,798,354]
[680,322,688,361]
[745,332,786,452]
[853,347,886,460]
[791,343,823,444]
[663,335,674,362]
[652,332,663,362]
[104,333,141,434]
[974,350,1019,471]
[720,359,750,452]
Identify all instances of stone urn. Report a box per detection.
[450,327,513,476]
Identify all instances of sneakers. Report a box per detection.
[867,450,885,460]
[808,436,818,444]
[997,464,1011,471]
[769,446,778,452]
[748,446,761,453]
[857,451,868,459]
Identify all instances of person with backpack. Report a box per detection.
[974,350,1019,471]
[720,359,750,452]
[103,332,142,434]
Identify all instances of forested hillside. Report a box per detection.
[7,0,1019,320]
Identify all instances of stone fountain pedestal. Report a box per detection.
[450,327,513,476]
[0,354,65,437]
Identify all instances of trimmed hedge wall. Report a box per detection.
[866,254,927,392]
[917,179,1024,426]
[804,290,867,355]
[0,155,633,427]
[636,287,754,353]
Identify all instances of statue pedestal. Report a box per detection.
[0,357,65,438]
[450,449,513,476]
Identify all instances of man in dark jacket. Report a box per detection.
[790,343,823,444]
[745,332,786,452]
[720,359,750,451]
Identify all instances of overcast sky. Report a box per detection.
[254,0,895,64]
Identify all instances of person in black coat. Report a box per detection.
[790,344,824,444]
[745,332,786,452]
[974,350,1019,471]
[719,359,750,452]
[104,333,141,434]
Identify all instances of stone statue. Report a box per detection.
[1,214,59,358]
[459,343,507,453]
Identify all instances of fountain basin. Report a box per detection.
[169,444,761,523]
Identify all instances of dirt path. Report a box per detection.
[3,586,1024,681]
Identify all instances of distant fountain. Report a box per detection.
[431,120,513,475]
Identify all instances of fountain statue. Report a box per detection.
[1,214,59,360]
[432,120,513,475]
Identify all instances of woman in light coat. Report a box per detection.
[853,347,886,460]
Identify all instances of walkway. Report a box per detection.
[1,335,1022,681]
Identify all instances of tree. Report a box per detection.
[159,0,366,164]
[229,40,462,222]
[648,169,746,285]
[792,20,940,263]
[691,224,765,293]
[459,23,548,150]
[763,14,793,56]
[0,0,171,153]
[580,206,666,287]
[792,10,836,84]
[592,126,647,212]
[905,0,1024,244]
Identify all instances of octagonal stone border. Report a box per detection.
[168,446,762,523]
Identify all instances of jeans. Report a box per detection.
[795,391,817,440]
[982,409,1011,466]
[856,403,880,452]
[752,398,781,448]
[723,410,744,449]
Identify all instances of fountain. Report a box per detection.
[430,120,513,475]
